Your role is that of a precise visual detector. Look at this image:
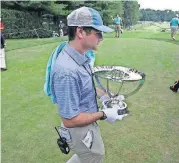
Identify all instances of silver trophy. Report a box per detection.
[92,66,146,118]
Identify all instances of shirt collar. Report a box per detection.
[63,43,89,66]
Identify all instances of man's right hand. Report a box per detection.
[102,108,124,123]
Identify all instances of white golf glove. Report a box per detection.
[102,108,124,123]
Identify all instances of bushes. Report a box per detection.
[1,9,53,38]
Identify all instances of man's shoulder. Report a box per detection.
[53,53,79,77]
[172,17,178,21]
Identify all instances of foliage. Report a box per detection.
[94,1,123,25]
[140,9,179,22]
[5,1,178,38]
[1,1,67,15]
[57,1,124,25]
[1,1,127,38]
[1,9,52,38]
[122,1,140,27]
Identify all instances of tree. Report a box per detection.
[1,1,67,16]
[122,1,140,27]
[56,1,123,26]
[139,9,178,22]
[97,1,123,25]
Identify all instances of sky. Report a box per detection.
[137,0,179,11]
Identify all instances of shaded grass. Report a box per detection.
[5,37,68,52]
[2,33,179,163]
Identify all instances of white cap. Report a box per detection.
[67,6,114,33]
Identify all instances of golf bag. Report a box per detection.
[170,79,179,92]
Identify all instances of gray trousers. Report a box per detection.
[61,122,105,163]
[171,26,178,37]
[0,48,6,69]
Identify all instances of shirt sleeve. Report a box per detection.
[53,74,81,119]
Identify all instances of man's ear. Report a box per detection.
[76,27,84,39]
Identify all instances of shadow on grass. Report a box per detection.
[146,38,179,46]
[105,35,179,46]
[6,36,68,52]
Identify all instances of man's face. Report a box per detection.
[83,28,103,50]
[75,27,103,51]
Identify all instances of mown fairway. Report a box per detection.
[2,30,179,163]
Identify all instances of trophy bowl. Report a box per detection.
[92,66,146,116]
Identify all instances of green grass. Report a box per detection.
[5,37,68,52]
[133,22,170,31]
[105,30,179,46]
[2,31,179,163]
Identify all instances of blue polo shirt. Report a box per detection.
[51,44,98,119]
[114,17,121,25]
[170,17,179,27]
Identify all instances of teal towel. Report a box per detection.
[44,41,67,103]
[44,41,96,103]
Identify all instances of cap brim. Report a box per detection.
[92,25,114,33]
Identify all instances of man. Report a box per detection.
[170,14,179,40]
[111,14,122,38]
[50,6,123,163]
[0,19,7,71]
[0,18,4,32]
[59,20,65,36]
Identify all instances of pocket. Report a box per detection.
[82,130,94,149]
[66,125,105,155]
[89,126,105,155]
[59,127,72,142]
[79,125,105,155]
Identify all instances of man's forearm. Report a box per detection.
[62,112,104,128]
